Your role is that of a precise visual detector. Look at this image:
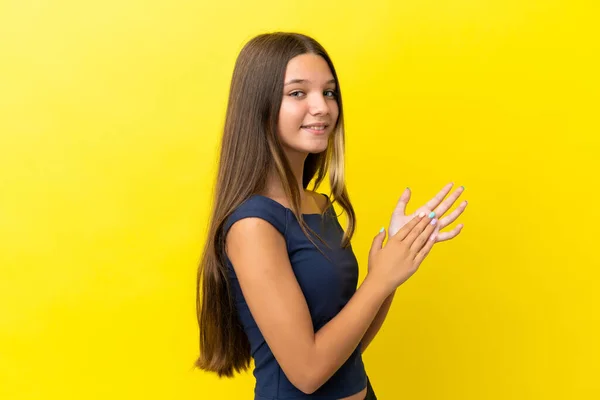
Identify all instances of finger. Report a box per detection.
[437,200,468,230]
[401,211,437,246]
[423,182,454,212]
[392,212,425,242]
[413,227,437,266]
[370,228,386,260]
[409,215,438,254]
[432,185,466,218]
[393,187,411,215]
[435,224,464,242]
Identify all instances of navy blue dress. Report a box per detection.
[223,194,369,399]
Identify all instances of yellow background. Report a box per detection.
[1,0,598,398]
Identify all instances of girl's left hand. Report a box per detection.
[388,183,468,243]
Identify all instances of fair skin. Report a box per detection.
[360,183,468,353]
[226,53,466,398]
[262,53,338,205]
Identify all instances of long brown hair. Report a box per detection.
[195,32,356,377]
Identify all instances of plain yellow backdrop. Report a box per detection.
[1,0,598,399]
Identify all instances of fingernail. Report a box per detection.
[430,232,437,241]
[430,218,438,225]
[418,211,426,218]
[379,227,385,233]
[428,211,436,218]
[461,185,465,190]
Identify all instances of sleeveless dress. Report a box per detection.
[223,194,372,400]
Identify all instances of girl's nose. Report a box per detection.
[308,93,329,116]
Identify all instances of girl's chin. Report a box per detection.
[305,140,328,154]
[280,135,329,155]
[288,144,328,155]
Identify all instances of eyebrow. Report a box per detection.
[284,78,336,86]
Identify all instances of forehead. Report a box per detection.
[284,53,334,81]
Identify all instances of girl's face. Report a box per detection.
[277,53,339,157]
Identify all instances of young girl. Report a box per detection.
[196,32,467,400]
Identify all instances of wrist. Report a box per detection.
[362,274,393,303]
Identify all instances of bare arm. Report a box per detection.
[226,218,389,394]
[360,289,396,354]
[227,212,437,393]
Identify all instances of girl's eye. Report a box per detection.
[288,90,337,98]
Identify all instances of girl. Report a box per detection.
[195,32,467,400]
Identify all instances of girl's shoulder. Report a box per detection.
[223,195,289,238]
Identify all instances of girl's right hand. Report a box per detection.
[367,212,438,294]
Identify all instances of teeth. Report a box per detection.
[303,126,325,130]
